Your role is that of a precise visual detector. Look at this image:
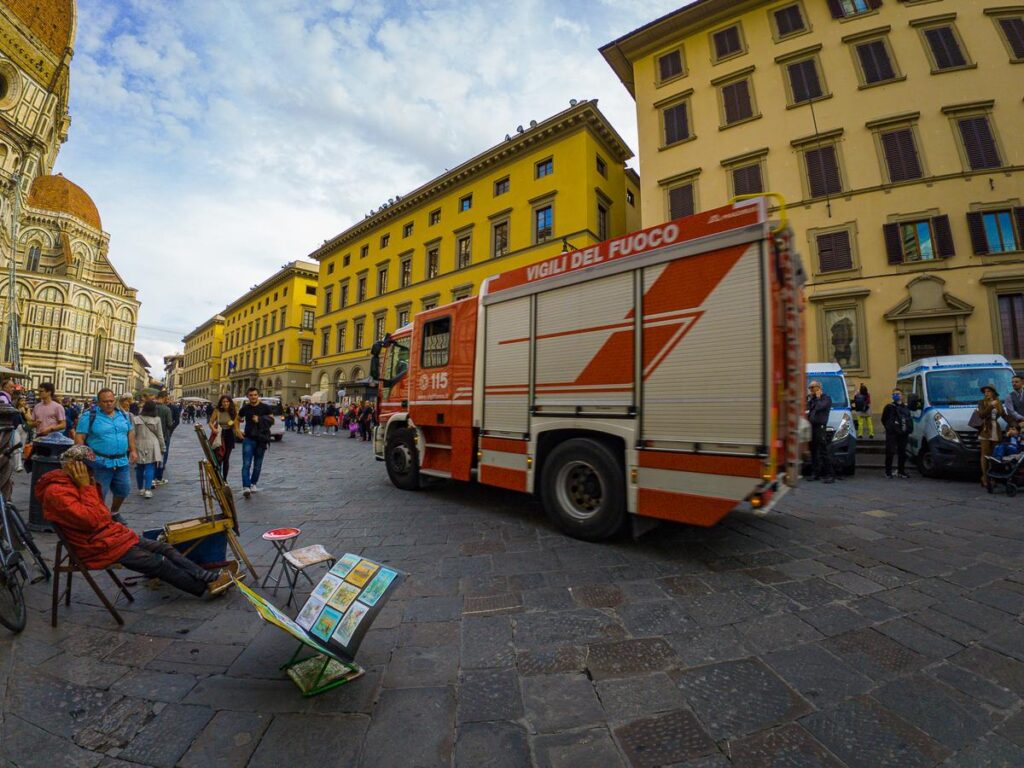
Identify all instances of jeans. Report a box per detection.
[885,432,908,475]
[135,463,156,491]
[155,432,173,481]
[94,464,131,500]
[220,430,236,480]
[118,538,215,596]
[241,437,266,488]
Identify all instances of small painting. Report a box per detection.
[344,559,379,588]
[329,553,362,579]
[359,567,397,607]
[311,605,343,641]
[332,600,370,646]
[311,573,344,601]
[327,581,361,613]
[295,596,326,630]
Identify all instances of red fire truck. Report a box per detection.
[371,198,804,540]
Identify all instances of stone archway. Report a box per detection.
[884,274,973,366]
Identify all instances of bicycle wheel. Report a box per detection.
[0,566,27,632]
[7,503,50,581]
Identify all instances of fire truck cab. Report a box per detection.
[372,198,804,541]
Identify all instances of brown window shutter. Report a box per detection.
[966,212,989,255]
[1001,18,1024,60]
[788,60,821,103]
[857,41,893,83]
[659,51,682,80]
[827,0,844,18]
[1015,208,1024,247]
[817,231,852,272]
[881,129,921,182]
[958,117,1001,170]
[884,223,904,264]
[723,80,752,124]
[932,215,955,258]
[925,27,966,70]
[669,185,694,220]
[733,164,763,196]
[664,103,689,144]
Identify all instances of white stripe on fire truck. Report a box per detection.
[480,450,528,471]
[635,467,755,501]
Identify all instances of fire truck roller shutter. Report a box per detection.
[533,272,635,408]
[483,296,531,434]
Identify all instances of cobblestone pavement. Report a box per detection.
[1,428,1023,768]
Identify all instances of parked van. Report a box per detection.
[896,355,1015,476]
[232,396,285,441]
[806,362,856,474]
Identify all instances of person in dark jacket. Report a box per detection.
[37,445,234,596]
[882,388,913,479]
[806,380,834,483]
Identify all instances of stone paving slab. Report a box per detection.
[2,431,1023,766]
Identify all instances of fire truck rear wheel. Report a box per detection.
[541,438,625,541]
[385,428,421,491]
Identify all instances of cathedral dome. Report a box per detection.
[28,173,101,230]
[4,0,75,58]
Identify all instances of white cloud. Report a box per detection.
[59,0,684,369]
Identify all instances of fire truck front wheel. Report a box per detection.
[385,427,421,491]
[541,439,625,541]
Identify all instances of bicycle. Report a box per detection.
[0,440,52,632]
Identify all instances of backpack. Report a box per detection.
[853,393,867,412]
[77,406,131,438]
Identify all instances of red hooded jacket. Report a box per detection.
[36,470,139,569]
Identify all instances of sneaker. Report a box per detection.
[243,487,251,498]
[143,490,153,499]
[139,489,146,496]
[898,473,910,479]
[885,473,894,479]
[206,570,235,596]
[823,477,835,484]
[250,484,259,493]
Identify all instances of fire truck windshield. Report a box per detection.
[385,340,410,381]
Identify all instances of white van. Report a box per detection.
[232,396,285,441]
[806,362,856,473]
[896,355,1015,476]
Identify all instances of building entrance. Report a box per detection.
[910,333,953,359]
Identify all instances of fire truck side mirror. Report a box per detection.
[369,353,380,382]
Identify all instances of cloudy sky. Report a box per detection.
[57,0,685,372]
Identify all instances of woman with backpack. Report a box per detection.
[133,400,164,499]
[853,383,873,439]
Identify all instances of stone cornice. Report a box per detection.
[222,261,319,317]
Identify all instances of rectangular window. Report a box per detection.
[354,320,364,350]
[357,275,367,302]
[597,203,609,241]
[626,190,635,206]
[535,158,554,178]
[324,286,333,314]
[999,293,1024,359]
[336,324,346,354]
[377,267,388,295]
[267,345,274,366]
[321,328,330,356]
[663,101,690,145]
[494,177,509,196]
[830,0,874,19]
[712,25,743,61]
[270,314,276,333]
[804,145,843,198]
[596,155,607,177]
[658,49,684,81]
[299,342,312,366]
[278,340,284,363]
[380,233,390,248]
[880,128,922,182]
[924,26,967,71]
[997,17,1024,61]
[957,116,1002,170]
[668,184,695,220]
[427,247,439,279]
[429,208,441,225]
[301,308,315,329]
[260,348,265,368]
[816,230,853,273]
[967,209,1024,255]
[360,245,368,259]
[422,317,451,368]
[375,315,386,342]
[343,254,350,267]
[720,79,754,125]
[340,283,349,308]
[535,206,553,242]
[773,4,806,38]
[459,194,472,212]
[457,235,472,269]
[397,309,410,327]
[855,39,896,84]
[786,58,824,103]
[327,262,334,274]
[883,216,955,264]
[400,259,412,287]
[403,222,413,238]
[731,163,763,196]
[492,220,509,258]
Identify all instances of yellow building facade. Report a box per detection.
[218,261,318,403]
[603,0,1024,409]
[180,315,223,400]
[309,100,641,401]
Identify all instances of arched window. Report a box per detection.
[24,244,40,271]
[38,286,63,303]
[74,294,92,311]
[319,372,329,392]
[351,367,364,381]
[119,307,134,323]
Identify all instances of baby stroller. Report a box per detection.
[986,451,1024,496]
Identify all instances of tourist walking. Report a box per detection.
[806,380,834,483]
[853,384,873,439]
[30,382,66,438]
[153,390,179,486]
[881,388,912,479]
[975,385,1006,488]
[325,402,338,434]
[63,397,79,439]
[75,388,137,522]
[358,400,374,442]
[310,403,323,435]
[209,395,239,481]
[239,387,272,498]
[132,400,164,498]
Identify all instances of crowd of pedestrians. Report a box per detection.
[283,401,376,441]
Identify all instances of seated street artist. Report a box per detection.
[36,445,236,597]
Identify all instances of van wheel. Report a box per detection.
[385,428,420,491]
[541,439,625,541]
[916,448,937,478]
